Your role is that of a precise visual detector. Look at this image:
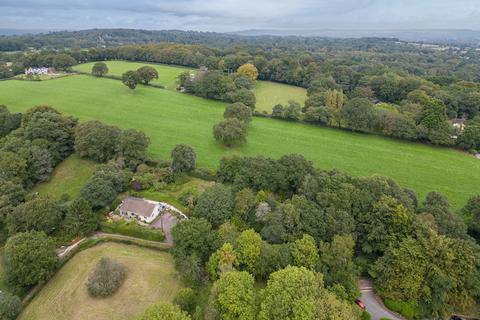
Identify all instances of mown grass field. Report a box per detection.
[19,242,182,320]
[33,154,97,199]
[254,80,308,113]
[1,75,479,209]
[73,60,192,90]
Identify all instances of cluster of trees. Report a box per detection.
[179,64,257,109]
[120,66,158,89]
[213,102,252,147]
[0,51,77,78]
[167,153,480,319]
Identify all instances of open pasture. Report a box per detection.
[1,75,479,208]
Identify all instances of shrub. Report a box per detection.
[0,291,21,320]
[137,302,191,320]
[86,257,127,297]
[173,288,196,315]
[360,311,372,320]
[100,220,165,242]
[383,299,419,320]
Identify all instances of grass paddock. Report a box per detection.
[18,242,182,320]
[33,154,97,199]
[254,80,307,113]
[1,75,479,209]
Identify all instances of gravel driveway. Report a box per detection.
[151,212,178,244]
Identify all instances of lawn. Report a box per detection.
[73,60,193,90]
[1,75,479,209]
[19,242,182,320]
[254,80,307,113]
[33,154,97,199]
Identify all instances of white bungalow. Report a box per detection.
[117,197,164,223]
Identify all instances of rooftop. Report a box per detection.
[119,197,157,217]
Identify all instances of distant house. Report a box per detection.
[117,197,164,223]
[24,67,54,75]
[450,118,466,132]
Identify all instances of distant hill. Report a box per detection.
[231,29,480,46]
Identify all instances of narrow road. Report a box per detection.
[360,278,404,320]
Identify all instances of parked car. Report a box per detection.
[355,299,366,310]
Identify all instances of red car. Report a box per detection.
[355,299,366,310]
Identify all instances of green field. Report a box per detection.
[1,75,479,208]
[73,60,192,90]
[19,242,182,320]
[254,80,307,113]
[33,154,97,199]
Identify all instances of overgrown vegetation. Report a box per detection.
[86,257,127,297]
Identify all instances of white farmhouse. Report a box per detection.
[117,197,164,223]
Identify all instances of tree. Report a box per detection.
[75,121,121,163]
[0,105,21,138]
[315,290,360,320]
[64,197,98,236]
[118,129,150,170]
[7,196,63,235]
[171,144,196,173]
[213,118,247,147]
[228,89,256,109]
[0,151,27,182]
[373,233,480,318]
[207,243,238,280]
[259,266,323,320]
[171,218,218,264]
[136,66,159,84]
[195,184,234,227]
[4,231,59,287]
[236,229,262,274]
[237,63,259,81]
[290,234,319,270]
[122,70,140,89]
[80,176,117,209]
[0,291,21,320]
[86,258,127,297]
[91,62,108,77]
[137,303,191,320]
[462,195,480,240]
[457,123,480,151]
[342,98,375,132]
[224,102,252,123]
[319,235,360,300]
[52,53,76,71]
[357,196,414,255]
[209,271,256,320]
[173,288,196,315]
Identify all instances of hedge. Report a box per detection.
[100,220,165,242]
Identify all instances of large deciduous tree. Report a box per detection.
[236,229,262,274]
[237,64,259,81]
[122,70,140,89]
[4,231,59,287]
[290,234,319,270]
[118,129,149,170]
[75,121,122,163]
[91,62,108,77]
[195,184,234,227]
[171,144,196,173]
[208,271,256,320]
[213,118,247,147]
[137,303,191,320]
[136,66,159,85]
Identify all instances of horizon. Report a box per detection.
[2,1,480,32]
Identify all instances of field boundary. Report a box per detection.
[21,232,171,307]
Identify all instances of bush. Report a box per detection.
[137,302,191,320]
[86,257,127,297]
[383,299,419,320]
[360,311,372,320]
[100,220,165,242]
[0,291,21,320]
[173,288,196,315]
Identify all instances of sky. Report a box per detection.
[1,0,480,32]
